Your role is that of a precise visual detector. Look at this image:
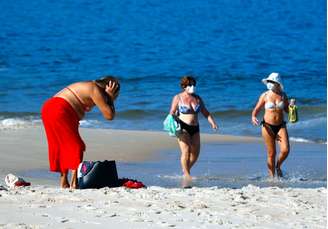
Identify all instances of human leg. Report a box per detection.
[55,120,84,189]
[42,99,66,188]
[189,132,200,169]
[276,127,290,177]
[60,172,69,188]
[262,126,277,177]
[41,99,62,173]
[49,99,84,178]
[178,132,192,180]
[70,170,78,189]
[42,98,85,188]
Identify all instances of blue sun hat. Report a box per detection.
[262,72,284,90]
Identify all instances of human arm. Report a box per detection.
[199,97,218,130]
[251,93,266,125]
[169,95,179,116]
[91,81,118,120]
[283,92,289,113]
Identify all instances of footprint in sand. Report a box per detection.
[60,218,69,223]
[83,204,97,210]
[109,213,117,217]
[159,221,176,227]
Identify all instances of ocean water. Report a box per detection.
[0,0,326,145]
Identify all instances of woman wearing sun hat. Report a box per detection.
[251,73,290,177]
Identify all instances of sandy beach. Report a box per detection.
[0,185,326,229]
[0,126,326,228]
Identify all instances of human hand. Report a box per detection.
[289,98,296,106]
[212,123,218,132]
[105,81,119,100]
[252,116,259,126]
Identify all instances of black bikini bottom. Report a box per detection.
[179,119,200,136]
[261,120,286,136]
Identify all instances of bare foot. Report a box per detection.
[276,167,283,177]
[70,183,78,189]
[70,170,79,189]
[60,173,70,188]
[61,183,70,188]
[181,175,192,188]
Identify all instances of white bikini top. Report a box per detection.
[264,91,285,110]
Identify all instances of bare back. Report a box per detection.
[55,81,114,120]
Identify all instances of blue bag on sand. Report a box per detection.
[77,160,119,189]
[163,114,181,136]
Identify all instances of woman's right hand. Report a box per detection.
[211,123,218,131]
[252,116,259,126]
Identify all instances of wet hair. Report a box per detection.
[94,76,120,95]
[180,76,196,89]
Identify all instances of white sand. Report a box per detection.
[0,127,326,228]
[0,185,326,229]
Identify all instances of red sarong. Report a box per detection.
[41,97,85,173]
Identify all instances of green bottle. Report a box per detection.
[288,99,298,123]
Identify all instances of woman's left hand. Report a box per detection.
[212,123,218,131]
[105,81,118,100]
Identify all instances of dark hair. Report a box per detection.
[180,76,196,89]
[94,76,120,94]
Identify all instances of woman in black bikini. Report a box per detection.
[169,76,218,185]
[252,73,290,177]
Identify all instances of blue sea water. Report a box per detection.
[0,0,326,144]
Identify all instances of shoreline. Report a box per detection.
[0,126,262,175]
[0,126,325,186]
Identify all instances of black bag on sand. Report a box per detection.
[78,160,119,189]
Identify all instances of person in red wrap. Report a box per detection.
[41,76,120,189]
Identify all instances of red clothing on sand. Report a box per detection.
[41,97,85,173]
